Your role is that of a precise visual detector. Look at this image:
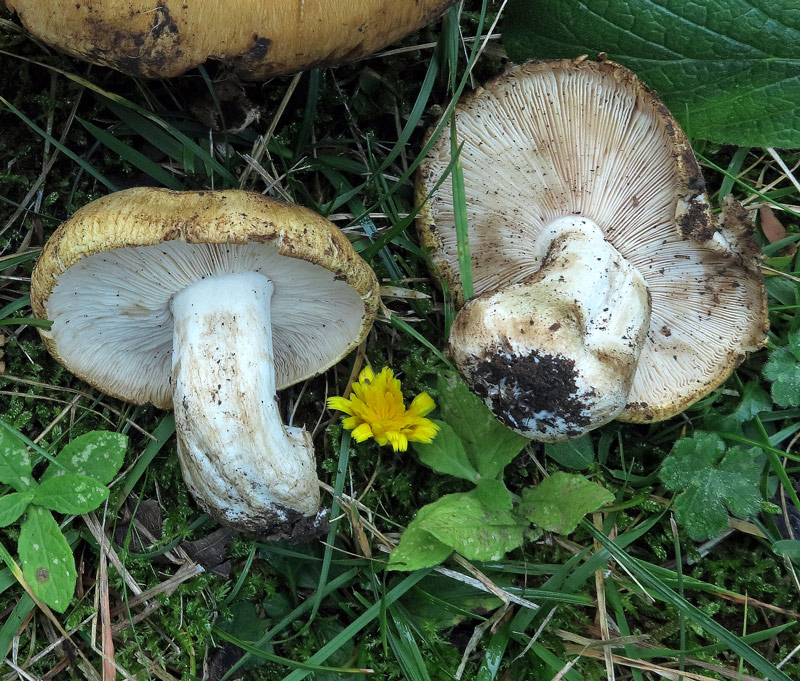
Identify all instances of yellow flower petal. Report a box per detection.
[387,431,409,452]
[342,416,361,430]
[409,392,436,417]
[358,365,375,384]
[327,396,354,415]
[351,423,374,443]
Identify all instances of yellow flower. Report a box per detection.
[327,366,440,452]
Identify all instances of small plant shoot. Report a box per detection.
[0,427,127,611]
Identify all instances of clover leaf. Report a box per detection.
[763,330,800,407]
[660,432,762,541]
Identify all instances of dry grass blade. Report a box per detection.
[97,549,116,681]
[562,644,766,681]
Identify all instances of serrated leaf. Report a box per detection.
[32,475,109,515]
[41,431,127,484]
[437,374,529,478]
[19,507,77,612]
[0,427,33,491]
[413,421,479,482]
[660,432,762,541]
[420,492,524,562]
[0,491,35,527]
[473,478,513,511]
[503,0,800,148]
[544,434,595,470]
[706,380,772,432]
[763,333,800,407]
[521,473,614,534]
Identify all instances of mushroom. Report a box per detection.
[416,58,767,442]
[4,0,455,79]
[31,188,379,533]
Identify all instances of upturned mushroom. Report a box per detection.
[4,0,455,79]
[416,57,767,442]
[31,188,379,533]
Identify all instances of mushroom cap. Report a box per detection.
[31,187,379,409]
[416,58,767,423]
[5,0,455,79]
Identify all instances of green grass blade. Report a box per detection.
[212,627,370,674]
[280,569,431,681]
[584,521,793,681]
[0,592,34,658]
[0,294,30,321]
[0,95,117,191]
[114,413,176,507]
[76,116,185,190]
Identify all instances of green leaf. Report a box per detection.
[660,432,762,540]
[544,435,595,470]
[18,507,77,612]
[0,491,35,527]
[706,380,772,432]
[772,539,800,561]
[41,431,127,485]
[32,475,109,515]
[413,420,479,482]
[387,518,453,572]
[437,373,529,478]
[389,491,525,571]
[763,331,800,407]
[521,473,614,534]
[0,427,33,491]
[474,478,513,511]
[503,0,800,148]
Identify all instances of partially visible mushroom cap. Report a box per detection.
[417,58,767,433]
[5,0,455,79]
[31,188,378,409]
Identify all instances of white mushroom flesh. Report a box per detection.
[450,217,650,440]
[171,272,319,526]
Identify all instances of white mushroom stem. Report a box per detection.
[450,217,651,441]
[170,272,320,530]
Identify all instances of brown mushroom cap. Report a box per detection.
[5,0,455,78]
[31,187,379,408]
[416,58,767,425]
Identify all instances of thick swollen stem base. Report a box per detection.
[450,217,651,442]
[170,272,320,532]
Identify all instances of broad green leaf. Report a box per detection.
[545,435,595,470]
[521,473,614,534]
[0,427,33,491]
[19,507,77,612]
[32,475,109,515]
[437,374,529,478]
[763,331,800,407]
[422,492,524,562]
[0,491,34,527]
[660,432,762,540]
[41,431,127,484]
[772,539,800,561]
[503,0,800,148]
[413,420,479,482]
[388,515,453,572]
[474,478,513,511]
